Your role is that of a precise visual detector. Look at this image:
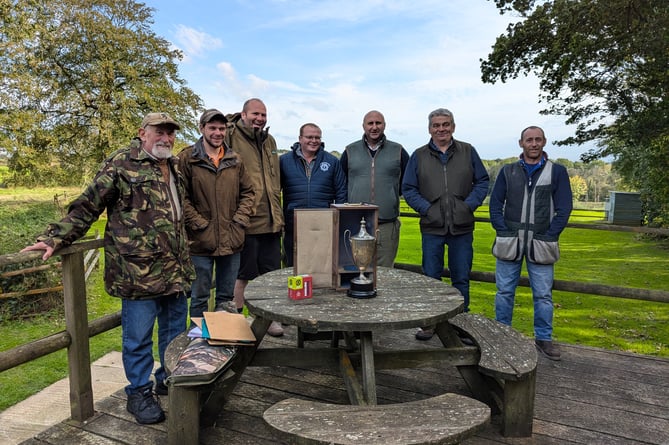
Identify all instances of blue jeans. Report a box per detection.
[189,254,240,319]
[421,232,473,311]
[494,257,555,340]
[121,293,187,394]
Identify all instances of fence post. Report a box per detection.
[61,250,95,422]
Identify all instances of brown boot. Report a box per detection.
[535,340,561,361]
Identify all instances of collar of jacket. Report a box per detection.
[234,119,269,145]
[428,138,456,155]
[363,134,386,150]
[191,137,231,161]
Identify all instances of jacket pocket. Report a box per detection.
[229,222,245,251]
[106,250,167,296]
[420,201,445,229]
[188,222,216,253]
[452,198,475,228]
[492,230,521,262]
[529,233,560,264]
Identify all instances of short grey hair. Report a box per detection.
[520,126,546,141]
[428,108,455,126]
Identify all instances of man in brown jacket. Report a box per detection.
[178,109,256,322]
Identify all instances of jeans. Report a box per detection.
[121,293,187,394]
[494,257,555,340]
[189,254,240,319]
[421,232,473,311]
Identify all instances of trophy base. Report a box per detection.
[347,281,377,299]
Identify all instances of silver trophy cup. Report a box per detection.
[344,217,377,298]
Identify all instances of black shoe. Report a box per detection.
[214,300,237,313]
[458,333,475,346]
[127,386,165,424]
[154,379,168,396]
[415,328,434,341]
[535,340,561,361]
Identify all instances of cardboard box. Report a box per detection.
[194,312,256,346]
[294,203,378,290]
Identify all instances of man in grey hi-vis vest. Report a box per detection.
[489,126,573,361]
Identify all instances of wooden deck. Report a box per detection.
[19,325,669,445]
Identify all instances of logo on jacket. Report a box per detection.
[319,162,331,172]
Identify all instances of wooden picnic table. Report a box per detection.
[166,267,536,444]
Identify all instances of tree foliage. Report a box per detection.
[482,0,669,225]
[569,175,587,202]
[0,0,202,185]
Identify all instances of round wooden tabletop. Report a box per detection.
[245,267,464,332]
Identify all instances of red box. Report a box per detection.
[288,275,313,300]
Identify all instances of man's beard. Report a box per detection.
[204,135,223,149]
[151,144,173,159]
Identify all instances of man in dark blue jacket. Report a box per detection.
[280,123,347,266]
[489,126,572,361]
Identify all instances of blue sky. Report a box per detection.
[143,0,591,161]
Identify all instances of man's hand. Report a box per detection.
[21,241,55,261]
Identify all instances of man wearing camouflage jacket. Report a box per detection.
[22,112,195,425]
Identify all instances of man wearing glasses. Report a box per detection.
[280,123,347,266]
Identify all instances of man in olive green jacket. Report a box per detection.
[225,98,285,336]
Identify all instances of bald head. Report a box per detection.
[362,110,386,145]
[241,98,268,130]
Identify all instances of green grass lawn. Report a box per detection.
[0,192,667,411]
[397,209,669,357]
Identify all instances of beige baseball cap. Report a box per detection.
[141,112,181,130]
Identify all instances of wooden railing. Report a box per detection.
[0,238,119,422]
[0,216,668,424]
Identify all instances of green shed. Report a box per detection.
[606,191,642,226]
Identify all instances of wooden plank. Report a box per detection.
[167,386,200,445]
[263,393,490,445]
[339,349,366,405]
[359,331,377,404]
[62,250,94,422]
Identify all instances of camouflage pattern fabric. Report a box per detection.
[167,337,237,386]
[37,138,195,299]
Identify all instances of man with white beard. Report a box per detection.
[22,112,195,425]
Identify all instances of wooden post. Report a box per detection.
[61,250,95,422]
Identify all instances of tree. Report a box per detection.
[569,175,587,202]
[481,0,669,225]
[0,0,202,185]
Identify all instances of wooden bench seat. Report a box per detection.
[448,313,537,437]
[263,393,490,445]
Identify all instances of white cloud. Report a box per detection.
[174,25,223,59]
